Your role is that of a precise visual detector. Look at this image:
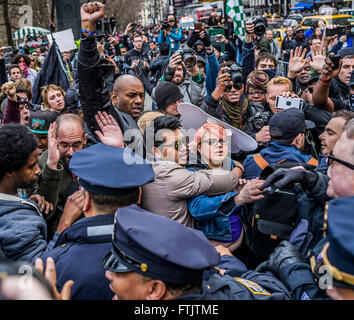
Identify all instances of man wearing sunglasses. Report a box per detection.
[257,119,354,300]
[142,115,239,228]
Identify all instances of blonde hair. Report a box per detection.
[267,76,293,92]
[137,111,164,133]
[41,84,65,110]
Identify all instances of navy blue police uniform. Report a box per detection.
[259,196,354,300]
[40,143,154,300]
[102,204,292,300]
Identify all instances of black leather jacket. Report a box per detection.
[78,36,144,155]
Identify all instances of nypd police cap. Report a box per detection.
[322,196,354,289]
[102,204,221,284]
[69,143,154,196]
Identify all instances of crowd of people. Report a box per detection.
[0,1,353,302]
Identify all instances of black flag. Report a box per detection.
[32,41,70,105]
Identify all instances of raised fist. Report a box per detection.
[1,81,17,100]
[81,2,105,28]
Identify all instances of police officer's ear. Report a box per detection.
[82,190,91,215]
[145,279,167,300]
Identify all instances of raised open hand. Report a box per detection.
[288,46,308,77]
[46,122,61,171]
[307,45,326,72]
[95,111,124,148]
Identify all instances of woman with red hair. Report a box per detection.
[186,122,247,253]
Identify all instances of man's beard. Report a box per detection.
[15,177,39,190]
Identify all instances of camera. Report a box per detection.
[325,26,347,37]
[177,47,197,68]
[161,19,170,31]
[223,64,243,90]
[249,111,271,131]
[275,96,304,111]
[251,16,268,38]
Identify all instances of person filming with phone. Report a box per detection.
[313,48,354,113]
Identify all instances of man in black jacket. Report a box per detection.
[79,2,144,156]
[150,43,170,86]
[123,33,153,96]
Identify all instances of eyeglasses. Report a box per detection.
[201,137,231,146]
[168,20,175,23]
[58,141,84,151]
[248,90,266,96]
[163,136,189,151]
[327,152,354,170]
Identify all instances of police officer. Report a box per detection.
[102,204,291,300]
[39,143,154,300]
[321,197,354,300]
[256,196,354,300]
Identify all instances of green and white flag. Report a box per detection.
[226,0,246,37]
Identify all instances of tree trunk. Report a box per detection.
[51,0,56,24]
[1,0,13,47]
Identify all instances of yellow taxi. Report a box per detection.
[299,14,354,30]
[273,28,286,48]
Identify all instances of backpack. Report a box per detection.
[239,155,318,259]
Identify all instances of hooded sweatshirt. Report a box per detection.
[0,193,55,263]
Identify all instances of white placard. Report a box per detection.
[47,28,77,53]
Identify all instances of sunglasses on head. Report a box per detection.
[327,152,354,170]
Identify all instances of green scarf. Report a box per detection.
[221,98,248,130]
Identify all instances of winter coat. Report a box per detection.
[141,160,239,228]
[0,193,56,263]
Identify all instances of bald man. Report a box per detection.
[110,75,145,120]
[78,2,144,155]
